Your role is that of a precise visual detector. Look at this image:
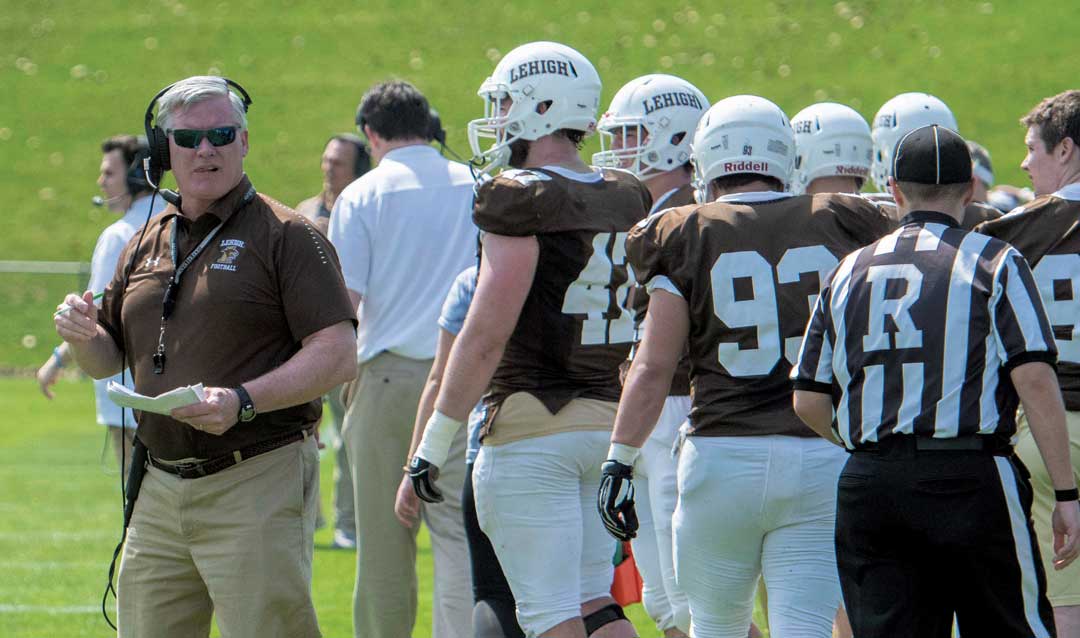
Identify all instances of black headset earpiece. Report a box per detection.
[125,140,152,196]
[142,77,253,205]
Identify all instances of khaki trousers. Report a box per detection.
[117,436,321,638]
[1017,409,1080,606]
[343,351,472,638]
[328,386,356,535]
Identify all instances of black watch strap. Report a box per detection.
[1056,488,1080,503]
[234,385,256,422]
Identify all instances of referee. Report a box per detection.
[791,124,1080,638]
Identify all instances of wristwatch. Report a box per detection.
[234,385,256,422]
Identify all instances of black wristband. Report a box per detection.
[1055,488,1079,502]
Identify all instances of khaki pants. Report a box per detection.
[1017,409,1080,607]
[328,385,355,535]
[117,437,321,638]
[343,351,472,638]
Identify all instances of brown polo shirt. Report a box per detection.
[99,176,357,460]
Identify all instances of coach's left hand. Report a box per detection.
[1052,499,1080,569]
[171,387,240,435]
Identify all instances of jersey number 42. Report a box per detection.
[562,231,636,345]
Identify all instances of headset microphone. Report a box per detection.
[142,157,182,206]
[92,193,128,207]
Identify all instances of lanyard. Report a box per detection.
[152,186,255,374]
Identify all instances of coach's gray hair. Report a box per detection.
[157,76,248,132]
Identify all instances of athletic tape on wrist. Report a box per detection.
[607,442,640,466]
[415,410,463,469]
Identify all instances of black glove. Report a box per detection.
[408,456,444,503]
[597,459,638,541]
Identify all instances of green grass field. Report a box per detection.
[0,0,1073,368]
[4,376,756,637]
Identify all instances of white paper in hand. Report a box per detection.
[106,382,206,415]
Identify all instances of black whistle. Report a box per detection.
[153,350,166,375]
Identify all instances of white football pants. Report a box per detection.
[633,395,692,633]
[474,430,614,637]
[674,434,844,638]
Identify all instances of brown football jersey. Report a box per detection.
[975,193,1080,410]
[628,183,697,396]
[628,192,893,437]
[867,192,1001,231]
[473,166,652,419]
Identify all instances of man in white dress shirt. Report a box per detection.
[328,80,478,638]
[36,134,165,474]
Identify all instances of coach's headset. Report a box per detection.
[142,77,253,207]
[98,77,254,632]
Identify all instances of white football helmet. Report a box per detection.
[690,95,795,202]
[592,74,709,179]
[467,41,601,177]
[871,92,958,191]
[790,102,872,195]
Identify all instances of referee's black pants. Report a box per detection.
[836,437,1056,638]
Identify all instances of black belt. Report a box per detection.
[150,427,313,479]
[852,434,1012,456]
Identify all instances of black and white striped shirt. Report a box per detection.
[792,210,1058,449]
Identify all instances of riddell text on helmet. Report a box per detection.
[723,160,769,172]
[836,165,870,176]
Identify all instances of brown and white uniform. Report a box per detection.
[470,165,650,636]
[625,181,696,632]
[867,192,1002,230]
[976,184,1080,607]
[627,191,891,637]
[100,176,356,638]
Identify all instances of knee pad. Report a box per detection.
[473,598,524,638]
[584,603,630,636]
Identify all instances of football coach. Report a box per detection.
[53,75,357,637]
[791,124,1080,638]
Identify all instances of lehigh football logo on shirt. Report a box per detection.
[211,238,244,272]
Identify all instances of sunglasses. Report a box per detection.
[168,126,239,149]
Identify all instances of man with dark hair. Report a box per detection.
[794,124,1080,638]
[591,73,709,638]
[296,133,370,235]
[37,134,164,475]
[977,89,1080,635]
[329,79,477,638]
[408,41,648,638]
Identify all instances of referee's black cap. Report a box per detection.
[892,124,973,185]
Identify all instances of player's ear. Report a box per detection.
[1058,136,1076,165]
[887,177,903,207]
[962,178,975,207]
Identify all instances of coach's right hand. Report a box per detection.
[1052,499,1080,570]
[54,291,99,344]
[598,443,641,541]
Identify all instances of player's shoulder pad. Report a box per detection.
[974,193,1061,237]
[818,192,896,239]
[599,166,654,211]
[472,169,553,236]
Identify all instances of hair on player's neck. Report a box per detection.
[522,134,590,174]
[644,166,693,202]
[710,174,784,200]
